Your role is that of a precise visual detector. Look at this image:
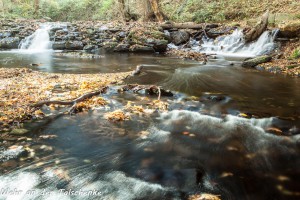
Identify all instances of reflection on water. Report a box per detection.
[0,50,54,72]
[0,50,197,73]
[0,51,300,199]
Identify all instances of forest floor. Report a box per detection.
[259,39,300,77]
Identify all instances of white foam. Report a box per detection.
[19,24,52,51]
[199,29,278,58]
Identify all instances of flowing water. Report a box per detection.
[167,29,278,59]
[198,29,278,57]
[19,24,53,51]
[0,28,299,200]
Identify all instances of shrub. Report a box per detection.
[290,48,300,59]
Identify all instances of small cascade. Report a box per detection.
[19,24,53,51]
[198,29,279,58]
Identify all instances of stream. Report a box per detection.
[0,27,300,200]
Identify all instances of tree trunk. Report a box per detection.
[149,0,165,23]
[244,10,269,43]
[142,0,154,21]
[118,0,126,20]
[34,0,39,15]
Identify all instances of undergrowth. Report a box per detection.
[0,0,300,22]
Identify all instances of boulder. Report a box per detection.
[130,45,155,53]
[65,41,83,50]
[242,55,272,68]
[170,31,190,45]
[207,27,235,38]
[118,31,127,38]
[278,22,300,38]
[146,39,168,52]
[114,44,130,52]
[102,42,118,52]
[0,37,20,49]
[50,27,63,32]
[52,41,66,50]
[83,45,96,51]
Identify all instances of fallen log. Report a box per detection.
[160,22,219,30]
[242,55,272,68]
[32,86,108,112]
[244,10,269,43]
[160,22,203,30]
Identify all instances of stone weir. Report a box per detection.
[0,19,240,53]
[0,20,171,53]
[1,19,299,54]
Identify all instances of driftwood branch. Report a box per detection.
[32,86,108,108]
[244,10,269,43]
[157,86,161,100]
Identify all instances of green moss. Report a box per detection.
[287,65,298,69]
[290,49,300,59]
[150,31,165,40]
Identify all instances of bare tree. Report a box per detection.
[149,0,165,22]
[34,0,39,15]
[118,0,126,20]
[142,0,153,21]
[142,0,166,22]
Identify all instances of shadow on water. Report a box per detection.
[0,51,300,199]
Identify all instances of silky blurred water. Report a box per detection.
[0,52,299,200]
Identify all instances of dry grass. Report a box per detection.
[162,0,300,22]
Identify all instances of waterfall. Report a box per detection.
[196,29,278,58]
[19,24,52,51]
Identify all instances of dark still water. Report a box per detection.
[0,51,299,200]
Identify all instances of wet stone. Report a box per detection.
[170,31,190,45]
[114,44,130,52]
[1,160,18,169]
[9,128,29,136]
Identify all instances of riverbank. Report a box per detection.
[0,68,130,132]
[259,39,300,77]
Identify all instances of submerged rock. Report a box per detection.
[242,55,272,68]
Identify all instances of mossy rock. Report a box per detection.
[10,128,29,135]
[150,31,166,40]
[0,37,20,49]
[242,55,272,68]
[278,21,300,38]
[102,42,118,52]
[130,45,155,53]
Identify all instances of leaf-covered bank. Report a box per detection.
[0,68,130,132]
